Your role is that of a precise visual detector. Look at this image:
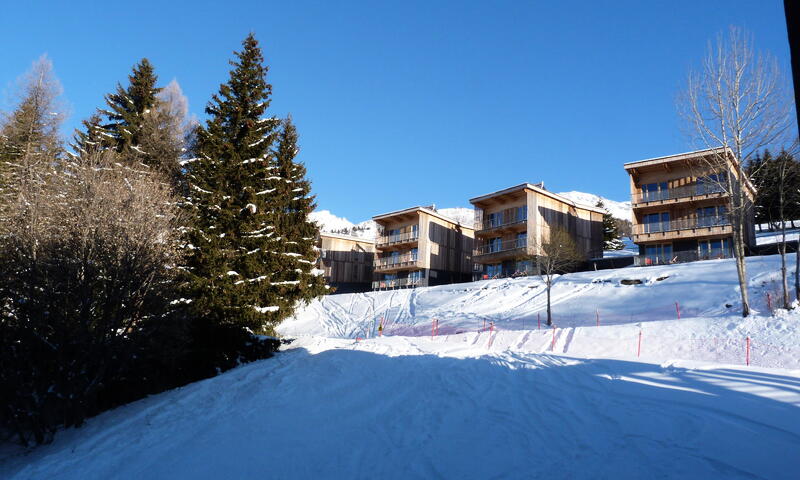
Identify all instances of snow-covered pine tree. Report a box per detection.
[596,199,624,250]
[182,33,286,335]
[98,59,161,162]
[270,116,327,313]
[68,113,105,159]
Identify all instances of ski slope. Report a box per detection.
[4,254,800,479]
[3,335,799,480]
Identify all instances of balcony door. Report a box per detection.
[698,238,731,259]
[643,212,670,233]
[645,244,672,265]
[642,182,668,202]
[488,237,502,253]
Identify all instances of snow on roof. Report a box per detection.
[469,183,605,214]
[319,231,376,244]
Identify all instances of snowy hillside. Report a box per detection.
[5,254,800,479]
[281,254,800,369]
[558,191,631,221]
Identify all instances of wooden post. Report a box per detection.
[596,309,600,327]
[675,301,681,320]
[767,293,772,313]
[637,330,642,358]
[746,336,750,366]
[538,313,541,330]
[551,326,556,351]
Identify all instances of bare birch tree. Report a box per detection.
[678,26,795,317]
[536,227,582,326]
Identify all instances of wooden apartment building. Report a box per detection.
[623,147,756,266]
[372,206,474,290]
[470,183,604,279]
[317,232,376,293]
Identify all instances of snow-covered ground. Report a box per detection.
[4,333,798,479]
[4,254,800,479]
[602,235,637,258]
[756,227,800,246]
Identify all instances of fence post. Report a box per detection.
[483,318,486,332]
[538,313,541,330]
[637,329,642,358]
[746,336,750,366]
[551,326,556,351]
[675,301,681,320]
[379,317,383,337]
[596,309,600,327]
[431,319,436,338]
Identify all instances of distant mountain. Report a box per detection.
[312,192,631,240]
[557,191,631,221]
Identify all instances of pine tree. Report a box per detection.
[182,34,286,335]
[98,59,162,162]
[68,113,105,159]
[270,116,327,313]
[597,200,623,250]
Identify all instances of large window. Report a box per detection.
[644,244,673,265]
[696,205,728,227]
[410,248,418,261]
[515,206,527,222]
[516,232,527,249]
[698,238,731,259]
[488,237,502,253]
[643,212,670,233]
[486,264,502,278]
[641,182,668,202]
[487,212,501,228]
[696,173,726,195]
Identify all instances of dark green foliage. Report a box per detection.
[747,149,800,227]
[270,116,328,312]
[597,200,624,250]
[68,113,105,158]
[99,58,161,158]
[182,34,288,335]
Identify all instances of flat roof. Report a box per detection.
[623,147,731,169]
[372,205,475,230]
[469,182,606,214]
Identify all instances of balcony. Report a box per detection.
[372,276,426,290]
[374,253,420,272]
[632,183,725,207]
[633,216,731,242]
[476,216,527,235]
[375,231,419,248]
[474,238,530,261]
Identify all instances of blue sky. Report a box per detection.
[0,1,793,221]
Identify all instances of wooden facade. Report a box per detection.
[317,233,376,293]
[470,183,604,279]
[624,147,756,266]
[372,206,474,290]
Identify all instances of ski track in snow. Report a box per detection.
[4,336,799,479]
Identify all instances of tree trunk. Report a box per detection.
[546,280,552,326]
[733,221,750,317]
[795,240,799,305]
[781,224,790,309]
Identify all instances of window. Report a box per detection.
[696,173,726,195]
[516,206,527,222]
[488,237,502,253]
[516,232,527,249]
[644,244,673,265]
[643,212,670,233]
[410,248,418,261]
[486,264,502,278]
[696,206,728,227]
[642,182,668,201]
[698,238,731,259]
[515,260,533,275]
[488,212,501,228]
[411,224,419,238]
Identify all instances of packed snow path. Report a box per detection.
[4,336,799,479]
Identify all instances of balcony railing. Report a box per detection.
[635,248,731,266]
[634,216,730,235]
[476,216,526,232]
[474,238,528,256]
[375,231,419,247]
[632,183,725,205]
[374,253,419,270]
[372,277,425,289]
